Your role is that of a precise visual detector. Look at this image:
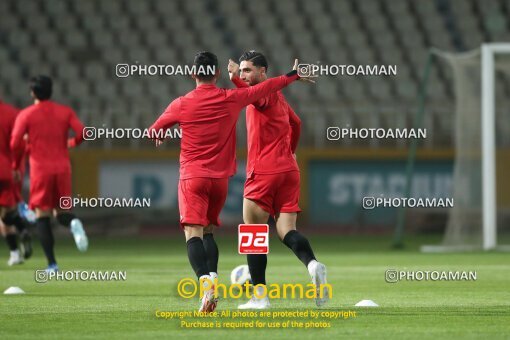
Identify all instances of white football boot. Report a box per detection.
[70,218,88,252]
[308,260,330,307]
[199,275,218,312]
[7,250,24,266]
[238,285,270,309]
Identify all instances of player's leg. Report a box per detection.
[238,190,272,309]
[30,174,59,271]
[54,209,88,252]
[276,212,316,265]
[276,213,329,306]
[179,178,217,312]
[203,225,219,280]
[5,207,32,259]
[0,180,24,265]
[184,224,216,312]
[274,171,329,306]
[12,213,32,260]
[54,172,88,252]
[184,225,210,278]
[274,171,316,266]
[13,177,33,259]
[0,206,23,266]
[202,177,228,281]
[243,198,270,288]
[181,179,212,280]
[35,208,58,271]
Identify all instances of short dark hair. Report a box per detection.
[30,75,52,100]
[239,50,268,70]
[193,51,218,81]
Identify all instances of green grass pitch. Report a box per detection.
[1,234,509,339]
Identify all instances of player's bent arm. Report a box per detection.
[230,71,299,108]
[231,76,249,89]
[9,113,28,170]
[286,102,302,153]
[18,136,29,164]
[68,109,85,147]
[148,97,182,141]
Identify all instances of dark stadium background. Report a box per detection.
[1,0,509,239]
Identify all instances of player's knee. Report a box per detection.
[277,225,296,241]
[184,225,204,240]
[56,212,75,227]
[243,212,268,224]
[204,225,214,234]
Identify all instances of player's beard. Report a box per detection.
[247,75,263,86]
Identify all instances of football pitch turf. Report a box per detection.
[1,234,509,339]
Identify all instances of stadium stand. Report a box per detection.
[0,0,509,148]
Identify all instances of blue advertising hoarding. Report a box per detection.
[309,160,453,225]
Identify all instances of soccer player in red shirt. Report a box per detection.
[10,76,88,273]
[228,52,329,309]
[149,51,304,312]
[0,98,32,265]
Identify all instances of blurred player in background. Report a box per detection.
[10,76,88,273]
[228,52,328,309]
[0,97,32,265]
[149,51,304,312]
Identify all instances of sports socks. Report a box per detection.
[247,254,267,286]
[5,233,18,251]
[203,233,219,274]
[186,237,210,278]
[36,217,56,265]
[4,210,27,233]
[56,212,76,228]
[282,230,316,267]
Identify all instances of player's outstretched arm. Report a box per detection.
[148,97,182,146]
[229,59,314,108]
[230,71,298,108]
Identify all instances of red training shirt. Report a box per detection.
[231,76,301,176]
[149,72,299,179]
[10,100,85,176]
[0,101,20,180]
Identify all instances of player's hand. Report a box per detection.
[293,59,316,84]
[228,59,240,80]
[67,138,76,148]
[155,140,163,147]
[293,153,297,160]
[12,170,21,183]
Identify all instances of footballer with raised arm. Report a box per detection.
[228,52,329,309]
[10,76,88,273]
[148,51,308,313]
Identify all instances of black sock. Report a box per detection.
[203,233,219,273]
[5,234,18,251]
[36,217,56,265]
[4,210,27,233]
[56,212,76,228]
[282,230,316,267]
[186,237,209,279]
[247,254,267,285]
